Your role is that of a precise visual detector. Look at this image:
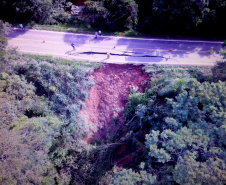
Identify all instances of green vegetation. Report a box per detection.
[0,0,72,25]
[0,20,11,60]
[97,63,226,185]
[0,19,226,185]
[28,23,93,33]
[55,62,225,185]
[0,1,225,37]
[0,29,100,183]
[83,0,138,30]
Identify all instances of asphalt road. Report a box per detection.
[7,28,223,66]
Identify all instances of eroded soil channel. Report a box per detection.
[80,64,150,142]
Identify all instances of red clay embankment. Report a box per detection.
[80,64,150,142]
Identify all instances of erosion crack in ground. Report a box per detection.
[73,51,168,58]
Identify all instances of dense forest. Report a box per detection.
[0,19,226,184]
[0,0,226,37]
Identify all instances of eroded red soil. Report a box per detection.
[80,64,150,142]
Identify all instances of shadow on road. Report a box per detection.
[7,28,29,40]
[115,38,222,63]
[89,36,112,43]
[63,34,111,47]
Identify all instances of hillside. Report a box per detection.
[0,44,226,184]
[0,3,226,184]
[0,19,226,185]
[81,64,149,142]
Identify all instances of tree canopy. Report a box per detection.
[83,0,138,30]
[0,0,225,36]
[117,63,226,184]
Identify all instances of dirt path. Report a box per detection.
[80,64,150,142]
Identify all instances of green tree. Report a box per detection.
[83,0,138,30]
[0,20,11,36]
[0,51,97,184]
[0,0,71,24]
[0,20,11,62]
[212,60,226,82]
[144,79,226,184]
[151,0,226,35]
[110,168,156,185]
[174,156,226,185]
[120,65,226,184]
[0,36,7,61]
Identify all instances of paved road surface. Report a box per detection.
[7,29,223,66]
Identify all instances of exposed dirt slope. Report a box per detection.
[80,64,150,141]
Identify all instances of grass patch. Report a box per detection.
[31,24,94,34]
[11,22,93,34]
[21,53,101,69]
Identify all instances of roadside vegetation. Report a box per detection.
[105,62,226,184]
[0,53,97,183]
[0,0,225,38]
[0,20,226,184]
[66,61,225,185]
[0,23,100,184]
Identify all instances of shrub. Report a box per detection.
[0,72,9,80]
[49,86,56,93]
[0,36,7,50]
[219,48,226,58]
[222,40,226,48]
[209,47,214,55]
[0,36,7,61]
[122,30,138,37]
[110,168,156,185]
[211,60,226,82]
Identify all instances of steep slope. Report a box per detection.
[80,64,150,141]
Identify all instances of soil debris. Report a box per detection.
[80,64,150,142]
